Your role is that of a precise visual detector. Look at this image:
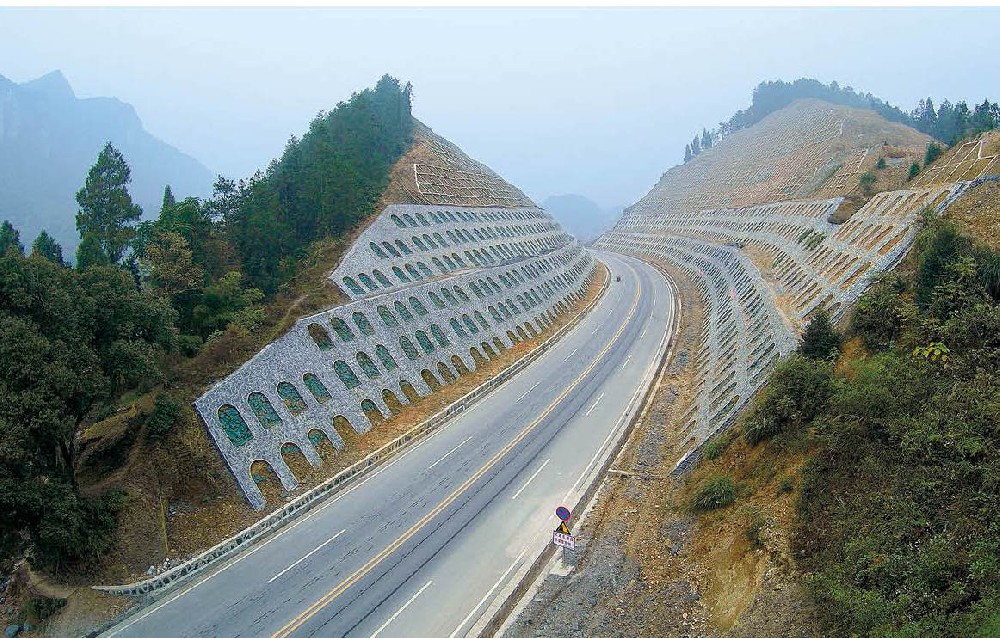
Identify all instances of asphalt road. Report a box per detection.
[103,250,673,638]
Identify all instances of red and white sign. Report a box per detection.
[552,531,576,549]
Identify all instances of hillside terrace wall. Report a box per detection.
[597,181,971,465]
[196,204,595,509]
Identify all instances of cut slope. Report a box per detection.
[380,121,533,208]
[630,99,931,217]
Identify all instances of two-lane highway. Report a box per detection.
[104,250,673,638]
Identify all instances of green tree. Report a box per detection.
[908,162,921,180]
[142,231,204,297]
[851,276,915,350]
[0,220,24,256]
[690,134,701,156]
[189,271,264,338]
[924,142,944,165]
[875,157,887,170]
[75,143,143,265]
[797,308,842,360]
[30,230,64,265]
[75,232,109,270]
[859,171,877,197]
[701,128,713,150]
[160,184,176,214]
[743,355,836,444]
[224,75,414,293]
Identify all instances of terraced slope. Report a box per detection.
[196,131,594,509]
[380,122,534,208]
[631,98,931,216]
[597,98,987,466]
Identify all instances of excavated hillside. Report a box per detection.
[380,121,534,208]
[513,98,998,637]
[630,98,931,217]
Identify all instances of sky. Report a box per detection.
[1,7,998,210]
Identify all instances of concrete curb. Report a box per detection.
[93,260,609,600]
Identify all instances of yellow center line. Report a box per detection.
[272,262,643,638]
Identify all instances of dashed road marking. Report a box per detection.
[369,580,433,638]
[268,529,346,584]
[511,460,550,500]
[428,436,472,470]
[584,393,605,417]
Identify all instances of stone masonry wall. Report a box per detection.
[195,204,595,510]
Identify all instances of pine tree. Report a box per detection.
[0,220,24,256]
[161,185,176,215]
[684,144,693,163]
[701,128,713,150]
[76,232,109,270]
[30,230,64,265]
[75,143,143,265]
[691,134,701,156]
[797,308,842,360]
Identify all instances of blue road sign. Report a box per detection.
[556,506,571,521]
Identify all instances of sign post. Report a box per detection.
[552,506,576,550]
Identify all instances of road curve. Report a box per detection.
[102,250,673,638]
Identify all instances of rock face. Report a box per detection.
[0,70,213,255]
[195,135,596,510]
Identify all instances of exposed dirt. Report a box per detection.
[505,261,823,638]
[944,178,1000,246]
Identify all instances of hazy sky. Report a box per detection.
[1,8,997,209]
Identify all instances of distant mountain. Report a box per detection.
[0,70,214,256]
[541,194,619,242]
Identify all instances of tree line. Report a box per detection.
[682,78,999,162]
[0,74,414,569]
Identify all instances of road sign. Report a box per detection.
[556,521,570,535]
[552,531,576,549]
[555,506,571,521]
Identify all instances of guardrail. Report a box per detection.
[93,261,610,599]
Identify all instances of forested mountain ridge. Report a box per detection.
[0,70,214,255]
[0,75,418,596]
[682,77,999,161]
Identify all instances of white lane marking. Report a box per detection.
[591,326,599,335]
[563,348,578,362]
[428,435,472,470]
[515,381,540,402]
[370,580,434,638]
[511,459,550,500]
[640,327,647,339]
[448,549,526,638]
[620,354,632,370]
[565,407,628,502]
[268,529,346,584]
[585,393,605,417]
